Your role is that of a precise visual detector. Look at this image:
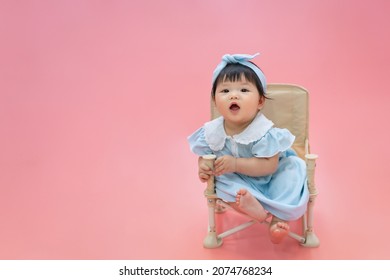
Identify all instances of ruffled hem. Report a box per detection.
[251,127,295,158]
[187,127,213,156]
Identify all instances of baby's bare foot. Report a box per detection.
[235,189,267,221]
[269,221,289,244]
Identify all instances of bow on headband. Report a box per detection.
[212,53,267,92]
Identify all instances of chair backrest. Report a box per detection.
[210,83,310,159]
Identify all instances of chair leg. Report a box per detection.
[301,154,320,247]
[203,197,223,248]
[201,155,223,248]
[301,195,320,247]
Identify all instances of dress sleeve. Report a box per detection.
[251,128,295,158]
[187,127,213,156]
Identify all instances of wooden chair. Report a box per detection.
[202,84,319,248]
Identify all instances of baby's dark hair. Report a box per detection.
[211,63,267,99]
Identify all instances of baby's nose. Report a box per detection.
[229,91,239,99]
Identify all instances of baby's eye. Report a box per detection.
[241,88,249,92]
[220,89,229,93]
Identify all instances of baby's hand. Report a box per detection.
[198,157,214,183]
[214,155,236,176]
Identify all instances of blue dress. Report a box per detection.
[188,113,309,221]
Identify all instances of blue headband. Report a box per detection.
[212,53,266,93]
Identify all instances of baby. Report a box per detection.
[188,53,309,243]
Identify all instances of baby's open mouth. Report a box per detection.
[229,103,240,111]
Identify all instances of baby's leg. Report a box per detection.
[269,216,289,244]
[235,188,267,221]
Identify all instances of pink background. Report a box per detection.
[1,0,389,259]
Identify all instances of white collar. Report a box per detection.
[204,113,274,151]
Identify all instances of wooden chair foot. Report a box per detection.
[203,232,223,248]
[301,231,320,247]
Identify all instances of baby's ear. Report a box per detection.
[257,96,265,110]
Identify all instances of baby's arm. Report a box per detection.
[214,154,279,177]
[197,156,214,182]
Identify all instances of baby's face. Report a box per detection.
[214,75,264,134]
